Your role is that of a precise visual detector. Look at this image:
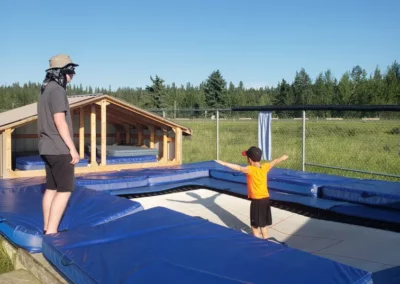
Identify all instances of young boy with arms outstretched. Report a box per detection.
[216,146,288,239]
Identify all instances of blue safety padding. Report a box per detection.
[42,207,372,284]
[0,176,45,191]
[210,169,317,197]
[372,266,400,284]
[76,174,149,190]
[14,154,158,171]
[0,185,143,253]
[106,177,226,195]
[85,144,159,157]
[321,180,400,210]
[15,155,89,170]
[111,174,400,223]
[329,204,400,224]
[268,167,353,186]
[75,167,210,191]
[109,177,349,211]
[265,167,400,210]
[97,155,157,165]
[103,145,159,157]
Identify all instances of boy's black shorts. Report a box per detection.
[250,198,272,228]
[41,155,75,192]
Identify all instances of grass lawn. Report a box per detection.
[0,245,13,274]
[180,119,400,181]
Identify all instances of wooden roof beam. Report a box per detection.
[107,106,166,129]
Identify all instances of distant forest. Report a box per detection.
[1,61,399,117]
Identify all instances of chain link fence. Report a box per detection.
[149,108,400,182]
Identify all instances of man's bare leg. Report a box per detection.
[251,227,262,238]
[260,226,269,239]
[45,192,71,234]
[43,189,57,233]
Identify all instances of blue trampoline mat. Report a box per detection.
[0,185,143,253]
[42,207,372,284]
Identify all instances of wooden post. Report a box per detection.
[79,107,85,159]
[174,127,182,164]
[100,100,107,166]
[125,124,131,145]
[161,129,168,161]
[137,125,143,146]
[5,129,12,171]
[1,131,9,178]
[149,126,155,148]
[90,104,97,166]
[2,128,13,178]
[116,129,121,144]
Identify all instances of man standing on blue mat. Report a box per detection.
[37,54,80,235]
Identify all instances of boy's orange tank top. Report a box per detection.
[246,163,271,199]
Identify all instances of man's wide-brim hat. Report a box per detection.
[46,54,79,71]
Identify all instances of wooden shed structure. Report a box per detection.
[0,94,192,179]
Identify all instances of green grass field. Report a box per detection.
[0,245,13,274]
[180,119,400,181]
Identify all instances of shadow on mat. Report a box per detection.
[167,192,251,234]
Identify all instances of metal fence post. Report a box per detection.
[216,110,219,160]
[302,110,306,171]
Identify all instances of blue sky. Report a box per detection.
[1,0,399,90]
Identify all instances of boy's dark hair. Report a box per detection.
[242,146,262,162]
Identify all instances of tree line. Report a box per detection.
[1,61,399,118]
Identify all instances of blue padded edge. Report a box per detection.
[42,209,205,284]
[321,185,400,210]
[110,177,348,211]
[15,156,89,171]
[268,167,353,186]
[106,177,223,195]
[98,155,157,165]
[15,155,158,171]
[330,204,400,224]
[209,169,317,197]
[42,207,372,284]
[75,175,149,190]
[267,166,400,210]
[372,266,400,284]
[105,149,159,157]
[76,169,210,191]
[109,175,400,224]
[0,221,43,253]
[0,185,144,253]
[0,177,45,191]
[147,170,210,186]
[86,144,159,157]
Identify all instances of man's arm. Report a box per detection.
[53,112,79,164]
[215,160,249,174]
[269,155,289,168]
